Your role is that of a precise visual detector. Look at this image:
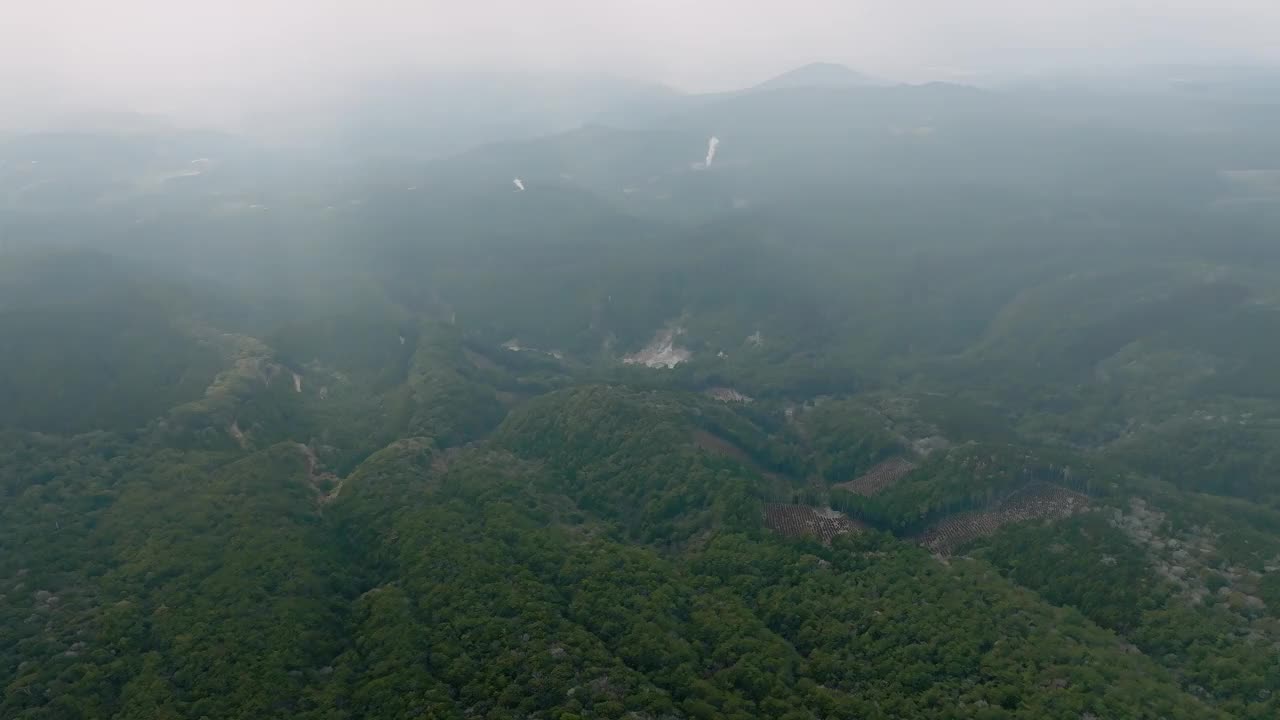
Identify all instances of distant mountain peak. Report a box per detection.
[754,62,874,90]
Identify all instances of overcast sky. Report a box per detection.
[5,1,1279,123]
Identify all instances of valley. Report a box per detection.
[4,61,1280,719]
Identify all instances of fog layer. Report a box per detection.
[5,1,1279,126]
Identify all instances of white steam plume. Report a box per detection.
[703,136,720,168]
[513,178,525,191]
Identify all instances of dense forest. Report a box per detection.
[5,63,1280,718]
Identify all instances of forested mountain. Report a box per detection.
[5,64,1280,718]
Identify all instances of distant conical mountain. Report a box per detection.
[754,62,876,90]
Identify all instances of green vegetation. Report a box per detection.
[6,65,1280,718]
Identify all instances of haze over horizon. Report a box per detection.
[5,0,1280,129]
[9,3,1280,718]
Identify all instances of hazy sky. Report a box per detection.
[5,1,1279,122]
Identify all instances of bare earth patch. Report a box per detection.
[227,421,248,449]
[297,443,341,502]
[705,387,754,403]
[623,327,691,368]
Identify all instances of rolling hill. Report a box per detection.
[5,63,1280,719]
